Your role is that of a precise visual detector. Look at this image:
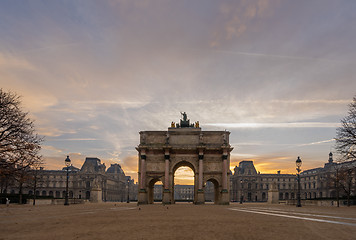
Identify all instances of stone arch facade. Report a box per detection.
[136,116,233,205]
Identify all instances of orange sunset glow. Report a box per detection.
[1,0,356,183]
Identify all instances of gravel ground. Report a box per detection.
[1,202,355,240]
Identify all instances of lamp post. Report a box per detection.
[127,177,130,203]
[240,179,243,204]
[64,155,71,206]
[296,156,302,207]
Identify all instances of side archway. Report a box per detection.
[148,178,163,204]
[204,178,221,204]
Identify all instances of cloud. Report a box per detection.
[206,122,340,129]
[297,139,335,147]
[0,52,36,70]
[43,152,84,170]
[212,0,279,45]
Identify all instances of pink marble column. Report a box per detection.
[198,150,204,190]
[140,150,146,189]
[222,149,228,190]
[222,157,227,190]
[164,149,170,190]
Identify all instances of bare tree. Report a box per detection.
[338,167,355,207]
[336,96,356,161]
[335,96,356,206]
[0,89,43,203]
[29,156,44,205]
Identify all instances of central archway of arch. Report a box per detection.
[174,166,195,203]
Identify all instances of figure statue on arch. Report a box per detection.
[181,112,187,121]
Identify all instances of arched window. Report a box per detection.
[42,191,47,196]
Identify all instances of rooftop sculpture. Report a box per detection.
[173,112,199,128]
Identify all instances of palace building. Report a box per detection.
[5,157,137,203]
[230,152,356,202]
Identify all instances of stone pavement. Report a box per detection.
[1,202,355,240]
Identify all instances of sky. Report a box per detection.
[1,0,356,184]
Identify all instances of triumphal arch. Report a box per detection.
[136,113,233,205]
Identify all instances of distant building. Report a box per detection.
[4,157,138,202]
[300,152,356,199]
[230,161,296,202]
[230,153,356,202]
[153,184,195,201]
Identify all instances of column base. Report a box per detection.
[220,190,230,205]
[162,190,171,204]
[138,189,148,205]
[196,190,205,204]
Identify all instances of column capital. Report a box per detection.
[164,147,171,155]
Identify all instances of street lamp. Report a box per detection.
[240,179,243,204]
[64,155,71,206]
[127,177,130,203]
[296,156,302,207]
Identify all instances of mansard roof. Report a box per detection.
[107,163,125,174]
[80,157,106,173]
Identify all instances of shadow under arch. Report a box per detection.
[172,161,196,204]
[205,178,220,204]
[148,178,163,204]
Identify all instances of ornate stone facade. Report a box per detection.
[137,113,233,205]
[6,157,137,202]
[300,152,356,200]
[231,153,356,202]
[231,161,296,202]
